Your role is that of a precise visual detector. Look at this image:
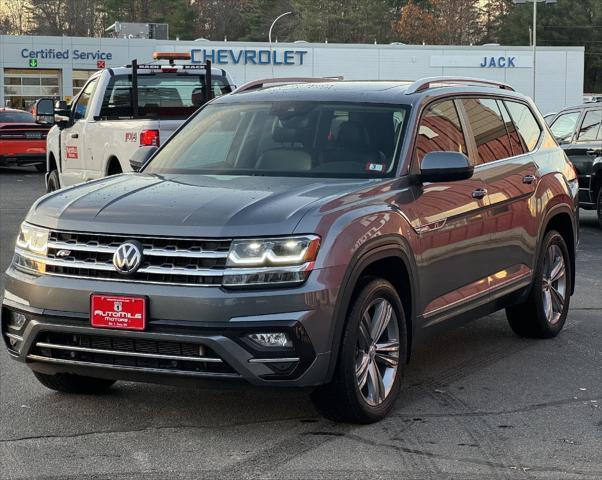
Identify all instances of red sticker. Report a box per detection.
[66,145,78,159]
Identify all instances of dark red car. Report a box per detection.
[0,108,49,171]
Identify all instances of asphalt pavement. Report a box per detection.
[0,167,600,480]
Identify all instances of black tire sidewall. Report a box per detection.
[532,231,572,336]
[597,188,602,228]
[47,169,60,192]
[338,279,406,422]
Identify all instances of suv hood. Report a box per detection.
[27,173,375,237]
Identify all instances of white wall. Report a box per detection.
[0,35,585,114]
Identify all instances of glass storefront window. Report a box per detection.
[3,68,61,110]
[72,70,96,97]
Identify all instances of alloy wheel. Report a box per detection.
[542,243,567,325]
[355,298,400,406]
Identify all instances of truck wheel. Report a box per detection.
[310,278,406,424]
[33,371,116,394]
[596,187,602,228]
[47,169,60,192]
[506,230,571,338]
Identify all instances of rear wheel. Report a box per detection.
[33,371,116,394]
[311,278,406,424]
[46,169,60,192]
[506,230,571,338]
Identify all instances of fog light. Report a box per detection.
[248,332,292,348]
[8,312,27,331]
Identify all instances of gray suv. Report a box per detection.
[2,77,579,423]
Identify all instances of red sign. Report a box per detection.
[91,295,146,331]
[97,60,106,69]
[66,145,78,159]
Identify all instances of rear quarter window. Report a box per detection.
[504,101,542,151]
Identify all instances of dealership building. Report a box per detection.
[0,34,585,114]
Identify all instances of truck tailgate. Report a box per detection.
[158,119,187,144]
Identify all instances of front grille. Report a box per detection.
[44,231,231,286]
[30,332,239,377]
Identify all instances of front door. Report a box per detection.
[406,98,492,325]
[60,78,98,187]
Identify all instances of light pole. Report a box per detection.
[514,0,556,103]
[269,11,292,77]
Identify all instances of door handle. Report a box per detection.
[522,174,537,184]
[586,149,601,157]
[472,188,488,199]
[70,133,79,139]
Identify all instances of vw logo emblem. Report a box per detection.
[113,241,143,274]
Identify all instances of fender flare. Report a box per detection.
[324,234,419,382]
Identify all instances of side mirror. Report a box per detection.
[54,100,71,122]
[129,146,158,172]
[34,98,55,125]
[419,151,474,183]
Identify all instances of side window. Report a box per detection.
[461,98,513,164]
[498,100,525,156]
[576,110,602,142]
[550,111,581,143]
[72,78,98,120]
[504,101,542,151]
[415,100,467,165]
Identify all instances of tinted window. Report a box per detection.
[73,78,98,120]
[100,73,232,119]
[550,111,580,143]
[499,100,525,156]
[461,98,512,164]
[576,109,602,142]
[146,102,409,178]
[504,101,542,151]
[415,100,467,165]
[0,111,34,123]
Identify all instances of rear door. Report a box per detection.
[406,98,492,325]
[458,97,541,297]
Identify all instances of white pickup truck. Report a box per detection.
[35,55,235,191]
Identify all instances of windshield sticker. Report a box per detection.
[366,163,384,173]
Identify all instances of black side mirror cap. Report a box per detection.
[129,146,158,172]
[419,151,474,183]
[34,98,55,125]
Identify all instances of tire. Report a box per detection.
[33,371,116,394]
[506,230,572,338]
[311,278,406,424]
[596,187,602,228]
[46,169,60,193]
[34,163,46,173]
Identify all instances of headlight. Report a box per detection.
[16,223,49,255]
[13,223,49,273]
[223,235,320,287]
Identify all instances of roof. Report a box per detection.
[213,79,529,106]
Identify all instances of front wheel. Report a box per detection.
[506,230,572,338]
[596,187,602,228]
[311,278,406,424]
[46,169,60,193]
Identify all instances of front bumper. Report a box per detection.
[2,264,344,387]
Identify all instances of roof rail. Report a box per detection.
[232,76,342,94]
[405,76,515,95]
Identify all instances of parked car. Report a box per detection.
[2,77,579,423]
[34,52,235,192]
[548,100,602,226]
[0,108,49,171]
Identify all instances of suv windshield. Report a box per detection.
[100,72,232,119]
[146,102,408,178]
